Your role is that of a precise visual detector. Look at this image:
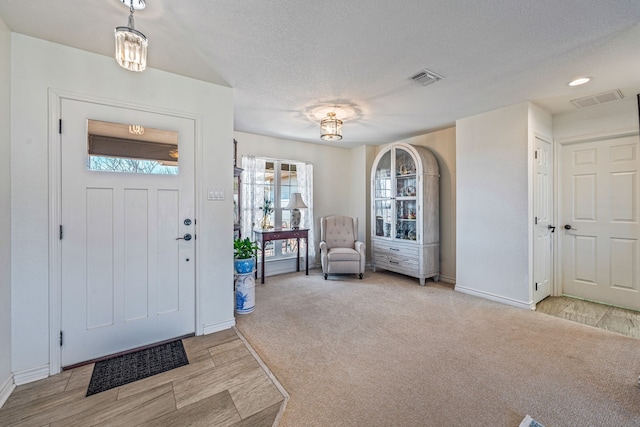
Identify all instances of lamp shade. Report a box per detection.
[320,112,342,141]
[286,193,307,229]
[285,193,308,210]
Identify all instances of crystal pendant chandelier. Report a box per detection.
[114,0,148,72]
[320,112,343,141]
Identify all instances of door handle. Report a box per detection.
[176,233,192,241]
[563,224,578,231]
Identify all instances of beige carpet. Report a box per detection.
[235,269,640,426]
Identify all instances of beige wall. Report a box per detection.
[374,127,457,283]
[0,15,12,404]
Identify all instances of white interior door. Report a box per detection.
[561,136,640,310]
[60,99,196,367]
[533,138,553,303]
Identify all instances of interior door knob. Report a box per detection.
[176,233,192,241]
[563,224,577,231]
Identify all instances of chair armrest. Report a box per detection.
[355,241,366,255]
[319,240,328,253]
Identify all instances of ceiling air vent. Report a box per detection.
[570,90,624,108]
[410,69,443,86]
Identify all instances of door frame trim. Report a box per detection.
[531,135,554,304]
[553,126,639,299]
[47,89,203,375]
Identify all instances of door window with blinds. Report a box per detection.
[87,119,179,174]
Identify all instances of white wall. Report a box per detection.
[456,103,531,307]
[553,96,639,139]
[0,16,14,406]
[393,127,457,283]
[11,34,234,376]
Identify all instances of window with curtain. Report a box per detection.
[241,156,315,260]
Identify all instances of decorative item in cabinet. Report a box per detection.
[370,142,440,285]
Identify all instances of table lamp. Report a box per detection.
[285,193,308,229]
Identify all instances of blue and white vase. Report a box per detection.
[234,258,254,274]
[235,272,255,314]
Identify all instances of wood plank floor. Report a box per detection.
[537,296,640,339]
[0,328,287,427]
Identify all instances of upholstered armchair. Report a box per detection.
[319,215,366,280]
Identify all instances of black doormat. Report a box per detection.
[86,340,189,396]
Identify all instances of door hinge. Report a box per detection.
[59,119,62,134]
[534,150,538,159]
[59,331,63,346]
[59,225,63,240]
[534,216,538,225]
[535,282,539,291]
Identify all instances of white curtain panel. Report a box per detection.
[240,155,266,239]
[297,162,315,257]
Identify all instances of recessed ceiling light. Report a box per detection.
[568,77,591,87]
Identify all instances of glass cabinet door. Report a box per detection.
[373,146,420,241]
[394,148,418,241]
[373,151,392,237]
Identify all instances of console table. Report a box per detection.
[253,228,309,284]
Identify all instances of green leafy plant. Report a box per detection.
[234,237,259,259]
[262,199,274,216]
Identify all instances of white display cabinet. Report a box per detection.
[371,142,440,285]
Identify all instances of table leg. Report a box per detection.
[304,237,309,276]
[261,242,265,284]
[296,238,300,272]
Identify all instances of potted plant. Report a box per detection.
[233,237,259,314]
[234,237,259,274]
[261,198,274,229]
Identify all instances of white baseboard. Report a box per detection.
[0,373,15,409]
[203,319,236,335]
[455,285,531,310]
[13,365,50,386]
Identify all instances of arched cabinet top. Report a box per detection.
[372,142,439,178]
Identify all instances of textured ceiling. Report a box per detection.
[1,1,640,147]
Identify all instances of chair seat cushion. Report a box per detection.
[327,247,361,262]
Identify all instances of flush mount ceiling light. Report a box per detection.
[115,0,148,72]
[320,112,343,141]
[568,77,591,87]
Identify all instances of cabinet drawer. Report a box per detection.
[373,254,419,270]
[372,243,419,261]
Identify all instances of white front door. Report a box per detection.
[561,136,640,310]
[533,137,553,303]
[60,99,196,367]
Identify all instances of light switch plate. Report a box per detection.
[207,189,225,201]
